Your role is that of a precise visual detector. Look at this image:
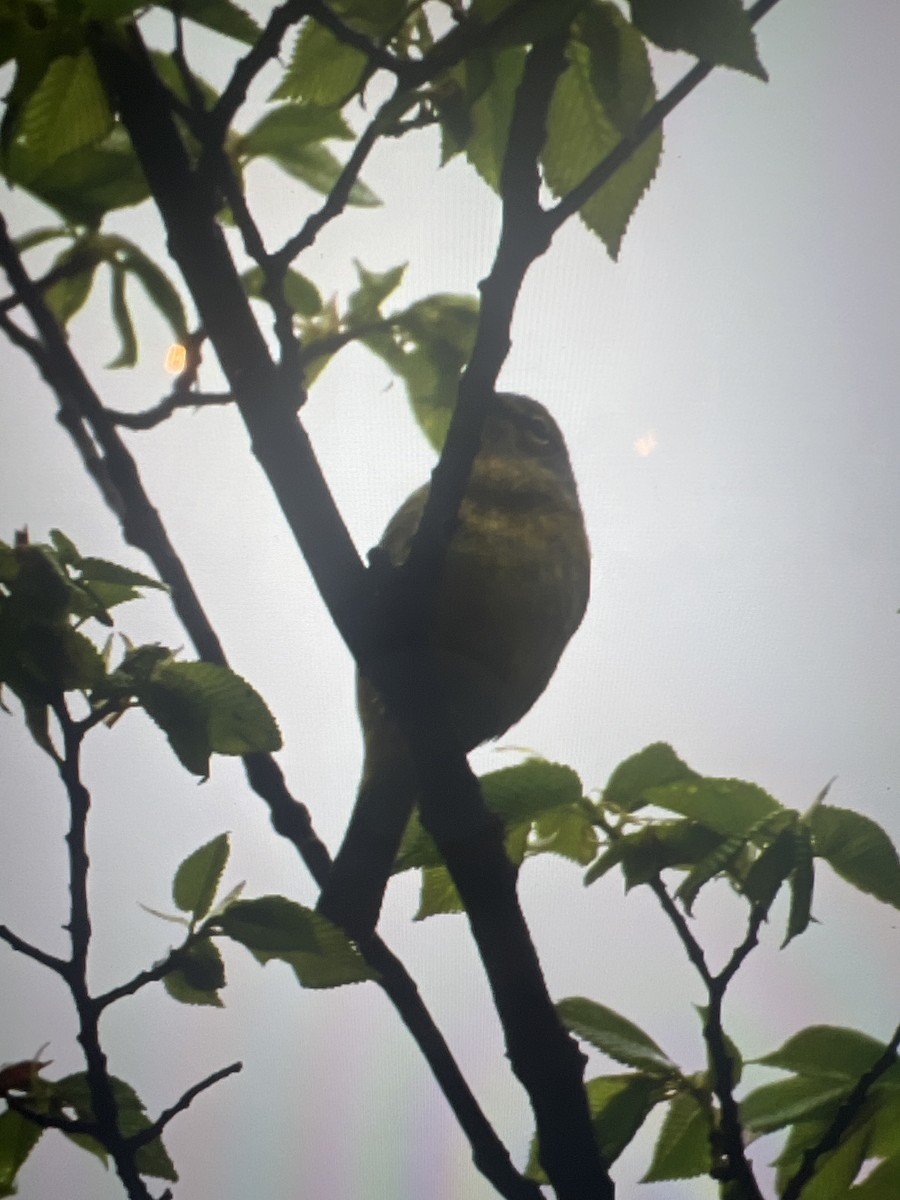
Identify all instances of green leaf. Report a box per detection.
[173,833,230,918]
[675,833,746,912]
[242,265,322,318]
[107,264,138,369]
[740,1076,850,1133]
[783,825,815,946]
[175,0,260,44]
[173,938,226,992]
[629,0,767,80]
[849,1155,900,1199]
[809,804,900,909]
[586,1072,662,1164]
[742,824,799,912]
[137,660,281,777]
[577,1,656,135]
[783,1120,871,1199]
[117,244,189,341]
[481,759,585,824]
[217,895,319,956]
[48,529,80,564]
[604,743,698,813]
[542,25,661,257]
[43,243,101,326]
[643,1091,712,1181]
[557,996,678,1076]
[755,1026,900,1086]
[0,1108,43,1197]
[20,50,112,168]
[163,961,225,1007]
[280,910,378,988]
[53,1073,178,1181]
[348,260,407,322]
[76,558,167,592]
[7,126,150,225]
[273,20,367,105]
[530,802,598,865]
[259,137,380,205]
[448,47,524,189]
[526,1072,661,1182]
[415,865,464,919]
[647,776,784,838]
[239,103,353,156]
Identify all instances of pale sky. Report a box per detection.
[2,3,899,1198]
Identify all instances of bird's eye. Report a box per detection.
[523,414,553,447]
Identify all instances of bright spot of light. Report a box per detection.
[165,343,187,374]
[634,430,658,457]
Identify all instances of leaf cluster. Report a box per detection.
[0,531,280,775]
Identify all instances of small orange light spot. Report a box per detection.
[634,430,658,458]
[165,343,187,374]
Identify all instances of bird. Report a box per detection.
[317,393,590,938]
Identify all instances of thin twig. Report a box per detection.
[107,391,233,429]
[129,1062,243,1148]
[0,925,68,975]
[546,0,784,237]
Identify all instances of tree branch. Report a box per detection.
[546,0,784,237]
[1,162,535,1200]
[128,1062,242,1148]
[0,924,68,975]
[781,1020,900,1200]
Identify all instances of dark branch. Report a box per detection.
[128,1063,243,1148]
[0,925,68,975]
[781,1020,900,1200]
[546,0,784,236]
[108,391,233,429]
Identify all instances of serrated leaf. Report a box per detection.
[741,1076,850,1133]
[48,529,80,564]
[525,1072,661,1182]
[542,27,660,258]
[0,1108,43,1196]
[273,20,367,105]
[755,1026,900,1086]
[217,895,318,955]
[173,938,226,992]
[173,832,230,918]
[254,138,379,205]
[675,833,745,912]
[557,997,677,1076]
[643,1091,712,1181]
[164,965,224,1008]
[20,51,113,168]
[76,558,167,592]
[742,824,798,912]
[577,2,656,135]
[177,0,260,44]
[647,776,784,838]
[53,1073,178,1181]
[415,864,464,919]
[809,804,900,909]
[783,826,815,946]
[138,660,281,777]
[280,910,378,988]
[629,0,767,80]
[529,802,598,864]
[604,743,698,813]
[239,103,353,156]
[481,759,585,824]
[7,126,150,224]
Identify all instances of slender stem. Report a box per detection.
[781,1021,900,1200]
[56,706,155,1200]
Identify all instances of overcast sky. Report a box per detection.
[2,2,899,1198]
